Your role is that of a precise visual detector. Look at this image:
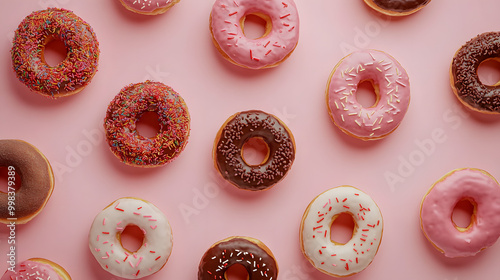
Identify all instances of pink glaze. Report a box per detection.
[210,0,300,69]
[1,260,63,280]
[420,168,500,257]
[327,50,410,140]
[120,0,176,13]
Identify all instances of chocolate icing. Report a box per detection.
[372,0,430,12]
[214,110,295,191]
[198,237,278,280]
[451,32,500,113]
[0,140,53,223]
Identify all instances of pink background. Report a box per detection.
[2,0,500,279]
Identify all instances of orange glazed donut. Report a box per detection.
[104,81,190,167]
[11,8,99,98]
[0,140,54,224]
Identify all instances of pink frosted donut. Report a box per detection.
[118,0,180,15]
[1,258,71,280]
[420,168,500,257]
[326,50,410,140]
[209,0,300,69]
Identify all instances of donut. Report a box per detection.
[450,32,500,114]
[209,0,300,69]
[11,8,99,98]
[363,0,431,16]
[300,186,383,277]
[420,168,500,257]
[1,258,71,280]
[326,50,410,140]
[0,139,54,224]
[198,236,278,280]
[213,110,295,191]
[89,197,173,279]
[118,0,180,15]
[104,81,190,167]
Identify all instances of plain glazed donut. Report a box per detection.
[300,186,383,277]
[11,8,99,98]
[420,168,500,257]
[326,50,410,140]
[198,236,278,280]
[1,258,71,280]
[104,81,190,167]
[213,110,296,191]
[118,0,180,15]
[0,139,54,225]
[363,0,431,16]
[450,32,500,114]
[210,0,300,69]
[89,197,173,279]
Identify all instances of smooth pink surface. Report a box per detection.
[420,169,500,258]
[1,1,500,279]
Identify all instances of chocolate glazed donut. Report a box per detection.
[213,110,295,191]
[364,0,431,16]
[198,237,278,280]
[0,140,54,224]
[451,32,500,114]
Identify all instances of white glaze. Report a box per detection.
[89,198,173,279]
[300,186,383,277]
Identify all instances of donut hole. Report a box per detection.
[42,37,68,67]
[119,225,145,253]
[240,13,272,40]
[477,58,500,86]
[136,111,161,139]
[241,137,270,166]
[356,80,380,108]
[452,198,476,231]
[225,264,249,280]
[0,166,21,193]
[330,212,356,245]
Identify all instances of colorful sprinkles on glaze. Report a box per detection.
[89,198,172,279]
[327,50,410,140]
[198,237,278,280]
[451,32,500,113]
[214,110,295,191]
[301,186,383,277]
[104,81,190,167]
[11,8,99,98]
[210,0,299,69]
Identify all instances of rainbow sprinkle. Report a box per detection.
[11,8,99,98]
[104,81,190,167]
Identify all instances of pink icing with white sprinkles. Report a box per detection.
[89,198,172,279]
[210,0,300,69]
[327,50,410,140]
[1,260,62,280]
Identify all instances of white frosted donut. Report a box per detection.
[89,197,173,279]
[300,186,383,277]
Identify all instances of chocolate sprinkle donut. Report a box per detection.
[198,237,278,280]
[451,32,500,113]
[0,140,54,224]
[371,0,430,12]
[213,110,295,191]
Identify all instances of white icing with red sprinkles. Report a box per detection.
[300,186,383,277]
[89,197,173,279]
